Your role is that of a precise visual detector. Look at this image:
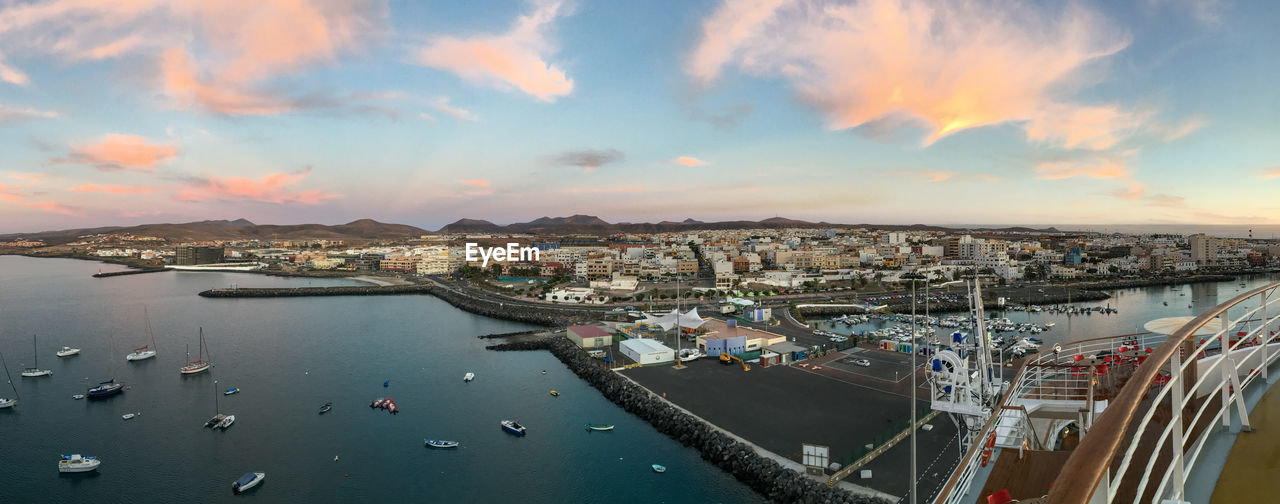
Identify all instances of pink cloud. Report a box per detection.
[564,186,649,194]
[1259,167,1280,179]
[1035,156,1145,200]
[687,0,1136,146]
[416,0,573,102]
[0,102,57,122]
[175,167,338,204]
[674,156,709,167]
[459,179,493,196]
[67,183,156,195]
[428,97,478,122]
[0,182,82,215]
[0,0,388,114]
[68,134,177,171]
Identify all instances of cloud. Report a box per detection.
[64,134,177,171]
[415,0,573,102]
[419,112,435,122]
[563,185,649,194]
[1146,193,1185,208]
[0,181,82,215]
[0,58,28,85]
[882,169,957,183]
[977,173,1002,182]
[458,179,493,196]
[0,0,389,115]
[687,0,1136,147]
[1147,0,1223,26]
[0,102,57,122]
[1035,154,1145,200]
[67,184,156,195]
[6,172,51,185]
[550,149,624,171]
[1262,167,1280,179]
[674,156,709,167]
[174,167,338,204]
[428,97,478,122]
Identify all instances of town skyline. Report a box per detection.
[2,0,1278,231]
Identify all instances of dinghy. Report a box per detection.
[424,439,459,449]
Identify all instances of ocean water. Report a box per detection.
[0,256,762,503]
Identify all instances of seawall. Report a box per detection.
[92,268,169,278]
[488,337,887,504]
[197,283,606,327]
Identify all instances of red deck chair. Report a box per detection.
[987,489,1015,504]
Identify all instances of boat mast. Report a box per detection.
[214,379,220,414]
[145,307,157,353]
[33,334,37,369]
[0,351,17,400]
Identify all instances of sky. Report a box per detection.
[0,0,1277,233]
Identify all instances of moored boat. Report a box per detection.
[21,334,52,377]
[319,402,332,414]
[72,394,85,400]
[56,346,81,357]
[0,351,18,409]
[424,439,459,449]
[87,379,124,399]
[58,454,100,473]
[585,423,614,431]
[652,464,666,473]
[122,412,140,420]
[232,472,266,494]
[501,420,526,436]
[463,372,475,382]
[216,415,236,430]
[180,328,212,374]
[549,390,559,397]
[126,307,158,361]
[224,387,239,395]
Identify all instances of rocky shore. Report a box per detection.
[488,337,888,504]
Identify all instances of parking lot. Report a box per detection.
[824,347,920,383]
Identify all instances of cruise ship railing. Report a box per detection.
[934,330,1166,504]
[1049,281,1280,504]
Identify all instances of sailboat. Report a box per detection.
[0,351,19,409]
[180,327,212,375]
[88,332,125,399]
[126,307,158,361]
[204,379,230,428]
[20,334,52,377]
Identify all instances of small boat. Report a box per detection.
[232,472,266,494]
[122,412,140,420]
[549,390,560,397]
[56,346,81,357]
[383,380,390,388]
[319,402,333,414]
[179,328,212,375]
[59,454,101,473]
[424,439,459,449]
[217,415,236,430]
[72,394,85,400]
[501,420,526,436]
[586,423,614,431]
[224,387,240,395]
[127,308,159,361]
[463,372,475,382]
[0,351,18,409]
[87,378,124,399]
[21,334,52,377]
[652,464,666,473]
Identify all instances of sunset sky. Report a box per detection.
[0,0,1277,233]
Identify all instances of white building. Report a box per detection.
[620,338,675,365]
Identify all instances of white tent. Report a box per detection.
[642,308,706,331]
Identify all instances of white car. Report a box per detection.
[853,358,871,367]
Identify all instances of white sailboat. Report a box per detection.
[180,327,211,375]
[0,351,18,409]
[56,346,80,357]
[20,334,52,377]
[126,307,158,361]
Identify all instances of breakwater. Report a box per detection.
[199,285,432,297]
[92,268,169,278]
[1077,275,1235,291]
[488,337,887,504]
[197,283,606,327]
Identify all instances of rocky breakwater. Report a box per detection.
[199,285,432,297]
[489,337,887,504]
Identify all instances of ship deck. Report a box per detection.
[1211,375,1280,503]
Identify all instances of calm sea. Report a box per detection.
[0,256,762,503]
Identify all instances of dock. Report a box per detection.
[92,268,169,278]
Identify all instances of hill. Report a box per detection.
[1,219,428,244]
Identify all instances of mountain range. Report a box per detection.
[2,215,1060,245]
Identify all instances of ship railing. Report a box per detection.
[1049,281,1280,504]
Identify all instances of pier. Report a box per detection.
[92,268,169,278]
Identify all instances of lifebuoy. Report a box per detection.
[980,432,997,467]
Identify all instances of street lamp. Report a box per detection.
[900,271,926,504]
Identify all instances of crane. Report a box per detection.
[719,352,750,371]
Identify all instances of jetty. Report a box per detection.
[199,285,432,297]
[93,268,169,278]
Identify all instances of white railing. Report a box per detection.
[1051,282,1280,504]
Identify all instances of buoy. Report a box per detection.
[334,456,339,462]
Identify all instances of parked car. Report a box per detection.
[853,358,871,367]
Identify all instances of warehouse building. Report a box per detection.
[620,338,674,365]
[567,325,612,349]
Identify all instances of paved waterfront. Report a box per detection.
[621,356,961,498]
